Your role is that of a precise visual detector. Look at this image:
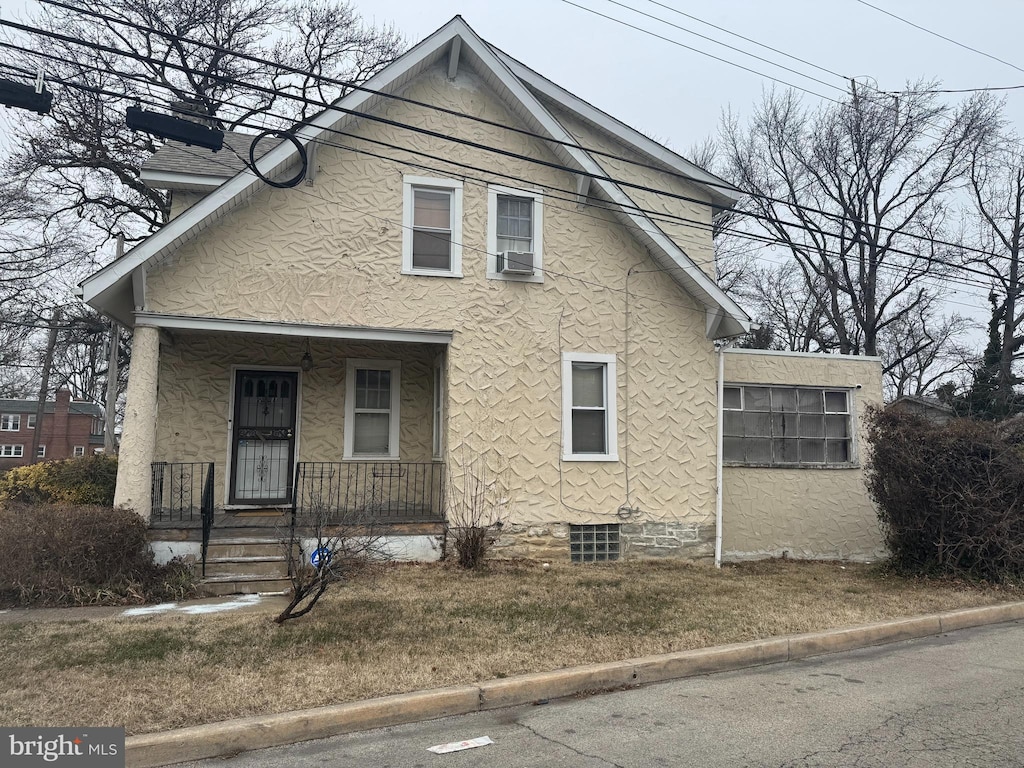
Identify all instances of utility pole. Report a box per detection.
[103,235,124,453]
[31,307,62,464]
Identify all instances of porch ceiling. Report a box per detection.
[134,311,453,345]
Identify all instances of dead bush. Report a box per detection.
[865,407,1024,581]
[0,503,197,607]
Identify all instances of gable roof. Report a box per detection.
[139,131,276,191]
[81,16,752,338]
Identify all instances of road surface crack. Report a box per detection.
[516,721,627,768]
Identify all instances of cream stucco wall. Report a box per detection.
[721,349,887,561]
[143,63,722,535]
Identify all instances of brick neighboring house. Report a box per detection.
[0,389,105,470]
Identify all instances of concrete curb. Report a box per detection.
[126,601,1024,767]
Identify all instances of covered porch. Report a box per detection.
[116,314,452,586]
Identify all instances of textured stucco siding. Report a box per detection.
[721,350,886,561]
[143,63,722,539]
[548,105,718,282]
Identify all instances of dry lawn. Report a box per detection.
[0,559,1020,735]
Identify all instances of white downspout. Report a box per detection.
[714,342,726,569]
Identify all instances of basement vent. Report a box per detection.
[570,524,621,563]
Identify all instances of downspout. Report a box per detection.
[715,341,726,569]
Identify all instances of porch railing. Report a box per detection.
[151,461,216,576]
[291,461,445,525]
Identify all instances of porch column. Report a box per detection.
[113,324,160,522]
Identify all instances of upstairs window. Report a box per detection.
[26,415,36,429]
[1,414,20,431]
[402,176,463,277]
[487,186,544,282]
[723,385,853,467]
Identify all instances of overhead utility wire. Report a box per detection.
[854,0,1024,76]
[14,5,1001,265]
[0,45,1002,300]
[566,0,990,146]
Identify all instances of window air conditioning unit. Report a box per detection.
[497,251,535,275]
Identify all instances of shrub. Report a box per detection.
[0,454,118,505]
[865,407,1024,581]
[0,503,197,607]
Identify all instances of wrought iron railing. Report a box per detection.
[291,462,445,525]
[151,462,215,576]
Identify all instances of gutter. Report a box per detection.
[714,341,728,568]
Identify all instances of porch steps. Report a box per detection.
[199,535,294,597]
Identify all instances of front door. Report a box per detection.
[229,370,298,505]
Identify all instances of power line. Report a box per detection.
[854,0,1024,76]
[1,44,1003,303]
[3,7,1005,271]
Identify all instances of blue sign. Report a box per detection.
[310,547,332,568]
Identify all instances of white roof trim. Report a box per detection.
[135,312,453,345]
[495,50,742,210]
[82,15,750,337]
[140,168,229,191]
[724,348,883,362]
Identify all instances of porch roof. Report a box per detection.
[135,312,453,345]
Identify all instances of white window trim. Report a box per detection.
[1,414,20,431]
[344,359,401,460]
[402,175,463,278]
[37,445,46,458]
[73,446,85,457]
[486,185,544,283]
[561,352,618,462]
[1,445,24,457]
[26,414,36,429]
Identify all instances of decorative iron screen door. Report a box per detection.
[229,370,297,505]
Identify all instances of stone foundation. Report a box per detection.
[490,520,716,562]
[621,521,715,560]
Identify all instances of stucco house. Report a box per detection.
[80,17,884,591]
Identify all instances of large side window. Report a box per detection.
[0,414,20,431]
[402,175,463,277]
[344,360,401,459]
[561,353,618,461]
[723,385,853,466]
[487,185,544,282]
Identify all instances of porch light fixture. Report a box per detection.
[300,339,314,372]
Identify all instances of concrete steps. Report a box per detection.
[199,536,293,597]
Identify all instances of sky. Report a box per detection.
[1,0,1023,319]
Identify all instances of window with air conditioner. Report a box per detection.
[488,185,543,282]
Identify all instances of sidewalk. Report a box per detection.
[0,593,290,623]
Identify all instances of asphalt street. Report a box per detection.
[177,620,1024,767]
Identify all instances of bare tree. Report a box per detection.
[2,0,404,240]
[720,83,999,373]
[880,300,973,399]
[965,135,1024,410]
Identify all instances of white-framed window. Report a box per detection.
[1,414,20,431]
[722,385,854,467]
[487,185,544,283]
[561,352,618,462]
[73,446,85,457]
[36,445,45,458]
[402,175,463,277]
[0,445,24,457]
[26,414,36,429]
[344,359,401,459]
[432,361,444,460]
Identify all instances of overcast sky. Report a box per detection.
[2,0,1022,316]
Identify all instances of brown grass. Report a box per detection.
[0,559,1019,735]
